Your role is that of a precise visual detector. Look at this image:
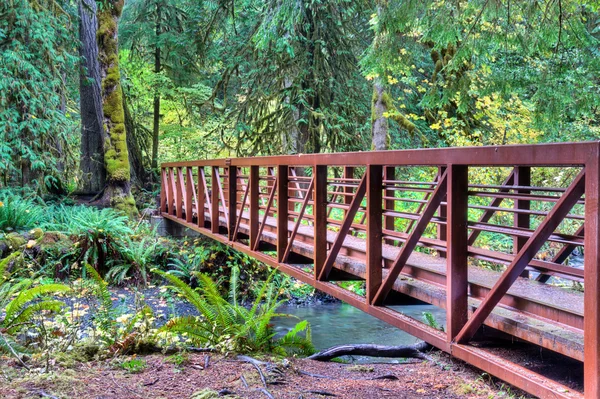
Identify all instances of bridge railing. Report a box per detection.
[161,141,600,398]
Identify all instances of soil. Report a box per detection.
[0,352,531,399]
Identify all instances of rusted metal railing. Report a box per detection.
[161,142,600,399]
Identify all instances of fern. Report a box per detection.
[154,267,314,355]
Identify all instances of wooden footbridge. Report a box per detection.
[161,142,600,399]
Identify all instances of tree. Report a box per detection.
[120,0,195,171]
[362,0,600,148]
[0,0,78,189]
[97,0,138,217]
[79,0,106,194]
[202,0,373,156]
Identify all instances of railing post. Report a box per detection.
[314,165,328,280]
[367,165,383,305]
[197,167,205,228]
[185,168,193,223]
[211,166,220,233]
[277,165,289,262]
[584,146,600,398]
[228,165,237,240]
[514,166,531,278]
[384,166,395,245]
[160,168,167,213]
[446,164,469,342]
[168,168,176,216]
[175,167,184,219]
[249,165,259,249]
[437,166,448,257]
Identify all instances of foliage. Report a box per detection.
[42,205,133,275]
[0,190,45,231]
[119,356,147,373]
[154,267,314,356]
[107,235,164,285]
[363,0,600,148]
[0,252,71,357]
[0,0,79,190]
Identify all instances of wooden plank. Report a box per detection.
[185,167,194,223]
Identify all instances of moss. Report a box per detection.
[2,233,26,249]
[28,228,44,239]
[190,389,220,399]
[112,193,137,218]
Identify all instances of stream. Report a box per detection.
[274,302,446,362]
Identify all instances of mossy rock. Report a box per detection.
[190,389,220,399]
[27,228,44,240]
[1,233,27,249]
[38,231,71,248]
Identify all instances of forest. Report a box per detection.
[0,0,599,398]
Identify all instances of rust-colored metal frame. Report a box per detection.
[160,142,599,399]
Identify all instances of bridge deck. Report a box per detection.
[161,142,600,398]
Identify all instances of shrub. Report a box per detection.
[0,191,44,231]
[0,252,71,357]
[154,267,314,356]
[43,206,133,275]
[107,236,164,285]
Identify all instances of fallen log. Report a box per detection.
[307,341,432,361]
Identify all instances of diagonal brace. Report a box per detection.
[455,168,586,343]
[372,169,449,305]
[318,174,367,281]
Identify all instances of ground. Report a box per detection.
[0,352,529,399]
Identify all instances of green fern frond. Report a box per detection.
[4,284,70,323]
[5,300,66,332]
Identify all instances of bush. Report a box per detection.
[0,190,44,231]
[42,205,133,276]
[155,267,314,356]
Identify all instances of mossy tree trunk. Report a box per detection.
[371,78,389,151]
[97,0,138,217]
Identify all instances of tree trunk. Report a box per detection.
[124,94,147,186]
[97,0,138,217]
[78,0,106,195]
[308,341,431,361]
[371,79,389,151]
[151,1,161,171]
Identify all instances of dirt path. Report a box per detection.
[0,352,529,399]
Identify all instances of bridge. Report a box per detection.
[160,142,599,399]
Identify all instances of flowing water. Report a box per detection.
[274,302,446,361]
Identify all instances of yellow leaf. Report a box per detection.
[26,240,36,249]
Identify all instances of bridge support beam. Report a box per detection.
[366,165,382,305]
[277,165,289,262]
[314,165,328,280]
[446,164,469,341]
[584,144,600,398]
[514,166,531,278]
